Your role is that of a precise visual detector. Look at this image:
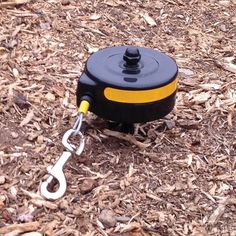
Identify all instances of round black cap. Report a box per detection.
[123,47,141,66]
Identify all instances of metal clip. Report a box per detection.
[40,114,85,200]
[40,151,72,200]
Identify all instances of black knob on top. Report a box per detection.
[123,47,141,66]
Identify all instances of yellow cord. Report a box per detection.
[78,100,90,114]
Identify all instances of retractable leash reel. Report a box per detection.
[40,46,178,200]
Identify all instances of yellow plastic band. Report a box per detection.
[78,100,90,114]
[104,79,177,104]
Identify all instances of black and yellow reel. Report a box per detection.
[77,46,178,124]
[40,46,178,200]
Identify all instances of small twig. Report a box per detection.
[103,129,150,149]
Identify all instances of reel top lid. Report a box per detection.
[84,46,178,90]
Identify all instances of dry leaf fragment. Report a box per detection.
[20,110,34,127]
[141,13,157,26]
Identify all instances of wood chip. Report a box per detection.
[192,92,211,104]
[120,222,141,233]
[21,232,43,236]
[45,92,55,102]
[141,13,157,26]
[41,220,58,236]
[30,199,58,210]
[208,198,228,225]
[0,0,31,7]
[12,68,20,78]
[0,1,236,234]
[98,209,117,228]
[0,175,6,185]
[90,13,102,20]
[20,110,34,127]
[21,188,44,200]
[216,57,236,73]
[80,179,96,194]
[0,222,40,235]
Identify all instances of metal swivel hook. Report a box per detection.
[40,151,72,200]
[40,114,85,200]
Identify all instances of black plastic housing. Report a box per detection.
[76,46,178,123]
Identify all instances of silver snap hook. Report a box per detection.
[40,151,71,200]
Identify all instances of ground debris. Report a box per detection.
[140,12,157,27]
[103,129,150,149]
[21,232,42,236]
[0,222,40,235]
[98,209,117,228]
[20,110,34,127]
[207,197,236,225]
[0,0,236,235]
[80,178,96,194]
[0,0,31,7]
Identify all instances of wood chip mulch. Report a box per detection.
[0,0,236,235]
